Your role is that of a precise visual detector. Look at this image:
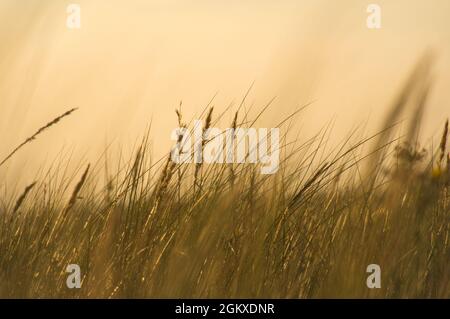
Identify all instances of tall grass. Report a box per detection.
[0,61,448,298]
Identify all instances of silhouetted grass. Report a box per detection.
[0,60,448,298]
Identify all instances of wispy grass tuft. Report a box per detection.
[0,108,78,167]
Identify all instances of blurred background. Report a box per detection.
[1,0,450,186]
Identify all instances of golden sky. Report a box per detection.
[1,0,450,184]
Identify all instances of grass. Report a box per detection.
[0,58,448,298]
